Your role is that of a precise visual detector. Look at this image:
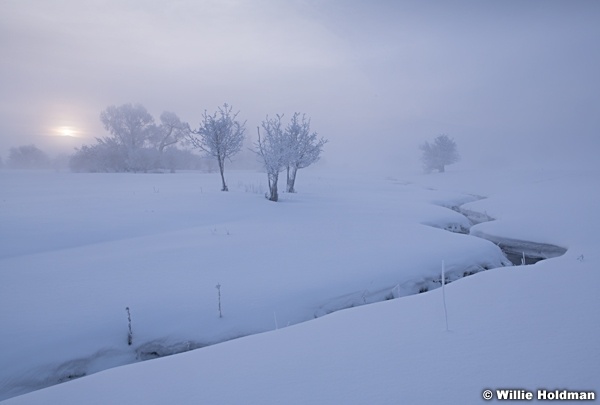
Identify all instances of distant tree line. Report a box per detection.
[4,145,51,169]
[70,103,196,173]
[67,102,327,201]
[1,102,333,202]
[2,114,462,184]
[0,103,328,202]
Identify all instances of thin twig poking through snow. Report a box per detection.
[393,284,401,299]
[216,284,223,318]
[125,307,133,346]
[442,261,449,332]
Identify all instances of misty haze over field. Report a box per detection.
[2,2,600,402]
[1,0,599,173]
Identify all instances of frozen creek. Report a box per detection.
[451,200,567,265]
[7,194,568,399]
[316,196,567,316]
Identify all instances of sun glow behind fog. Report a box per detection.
[55,126,79,137]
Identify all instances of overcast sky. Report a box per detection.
[1,0,599,172]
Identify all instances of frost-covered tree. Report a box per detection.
[69,137,128,172]
[149,111,189,169]
[100,103,156,171]
[255,115,288,202]
[7,144,50,169]
[188,104,245,191]
[151,111,189,155]
[73,104,191,173]
[284,113,327,193]
[100,103,155,151]
[420,134,460,173]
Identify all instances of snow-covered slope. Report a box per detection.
[1,167,598,403]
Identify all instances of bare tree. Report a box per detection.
[69,137,128,172]
[284,113,327,193]
[420,134,460,173]
[73,104,192,173]
[152,111,189,155]
[100,103,155,151]
[255,115,288,202]
[188,104,245,191]
[149,111,190,170]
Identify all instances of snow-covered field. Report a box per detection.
[1,166,598,403]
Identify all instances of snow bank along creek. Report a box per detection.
[11,195,568,398]
[451,200,567,266]
[314,195,567,316]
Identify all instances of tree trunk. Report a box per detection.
[218,157,228,191]
[157,144,166,171]
[287,166,297,193]
[267,172,279,202]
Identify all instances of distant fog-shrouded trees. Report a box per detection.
[70,103,193,173]
[255,113,326,201]
[67,103,327,198]
[100,103,155,159]
[420,134,460,173]
[7,144,50,169]
[187,103,246,191]
[152,111,190,161]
